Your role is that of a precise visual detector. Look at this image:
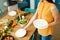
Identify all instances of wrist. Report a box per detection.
[48,23,54,26]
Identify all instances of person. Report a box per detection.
[24,0,59,40]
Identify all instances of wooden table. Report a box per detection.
[0,10,36,40]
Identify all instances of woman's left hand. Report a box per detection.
[48,22,56,27]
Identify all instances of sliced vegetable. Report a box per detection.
[12,21,17,28]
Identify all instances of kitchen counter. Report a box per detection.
[0,10,36,40]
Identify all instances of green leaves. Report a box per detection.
[4,27,13,33]
[19,19,27,24]
[7,20,13,27]
[4,28,9,33]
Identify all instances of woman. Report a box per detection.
[24,0,59,40]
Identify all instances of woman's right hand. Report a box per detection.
[24,25,29,30]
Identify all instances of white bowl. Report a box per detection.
[15,29,26,37]
[8,11,16,16]
[33,19,48,29]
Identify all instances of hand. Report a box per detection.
[24,26,30,31]
[24,26,28,31]
[48,22,55,26]
[48,24,52,27]
[24,26,27,30]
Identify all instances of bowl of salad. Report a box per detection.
[18,19,28,27]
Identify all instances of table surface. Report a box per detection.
[0,10,36,40]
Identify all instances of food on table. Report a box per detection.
[19,19,27,24]
[15,13,30,22]
[0,29,13,40]
[2,33,6,36]
[12,21,17,28]
[18,19,27,27]
[1,35,14,40]
[4,26,13,33]
[0,30,3,33]
[7,20,13,27]
[4,26,8,30]
[0,30,7,39]
[7,20,17,28]
[0,30,5,34]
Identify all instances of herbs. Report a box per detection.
[15,16,20,22]
[4,27,12,33]
[7,20,13,27]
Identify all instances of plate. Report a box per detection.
[8,11,16,16]
[15,29,26,37]
[33,19,48,29]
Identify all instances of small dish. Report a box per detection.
[15,29,26,37]
[8,11,16,16]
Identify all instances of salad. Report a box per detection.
[18,19,27,24]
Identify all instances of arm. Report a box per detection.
[49,5,59,26]
[24,11,38,30]
[24,2,41,30]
